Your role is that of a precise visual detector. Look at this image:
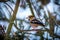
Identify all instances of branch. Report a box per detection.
[27,0,35,16]
[4,2,13,11]
[7,0,20,34]
[18,28,60,38]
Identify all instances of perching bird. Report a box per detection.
[30,18,45,26]
[27,15,45,26]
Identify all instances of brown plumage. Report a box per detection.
[27,15,45,26]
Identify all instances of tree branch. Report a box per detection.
[7,0,20,34]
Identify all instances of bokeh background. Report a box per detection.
[0,0,60,40]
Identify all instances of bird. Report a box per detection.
[27,15,45,26]
[30,18,45,26]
